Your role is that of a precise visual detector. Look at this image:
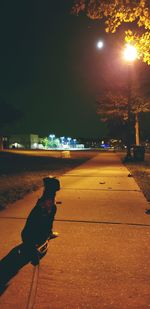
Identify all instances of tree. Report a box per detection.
[42,137,61,149]
[72,0,150,65]
[41,137,49,149]
[105,116,128,143]
[0,98,22,150]
[96,91,150,145]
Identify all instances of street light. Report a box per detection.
[123,44,137,160]
[67,137,71,148]
[49,134,55,148]
[49,134,55,140]
[123,44,137,62]
[60,136,65,143]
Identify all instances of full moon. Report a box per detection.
[97,41,104,49]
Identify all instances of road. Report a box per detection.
[0,152,150,309]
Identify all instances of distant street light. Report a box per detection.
[67,137,71,146]
[60,136,65,143]
[49,134,55,148]
[72,138,76,148]
[123,44,137,160]
[49,134,55,140]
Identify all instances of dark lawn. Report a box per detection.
[0,150,95,209]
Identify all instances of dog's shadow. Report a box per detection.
[0,243,39,295]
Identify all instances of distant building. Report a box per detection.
[8,134,39,149]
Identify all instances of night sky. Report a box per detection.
[0,0,149,139]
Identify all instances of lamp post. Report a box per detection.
[67,137,71,148]
[49,134,55,148]
[123,44,137,160]
[49,134,55,140]
[73,138,77,148]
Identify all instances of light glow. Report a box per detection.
[97,41,104,49]
[49,134,55,139]
[123,44,137,62]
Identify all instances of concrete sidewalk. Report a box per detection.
[0,152,150,309]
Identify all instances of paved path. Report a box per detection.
[0,153,150,309]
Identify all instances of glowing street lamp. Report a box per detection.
[60,136,65,143]
[123,44,137,160]
[49,134,55,140]
[123,44,137,62]
[49,134,55,148]
[73,138,77,148]
[67,137,71,145]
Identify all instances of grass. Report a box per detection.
[0,150,92,210]
[123,153,150,203]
